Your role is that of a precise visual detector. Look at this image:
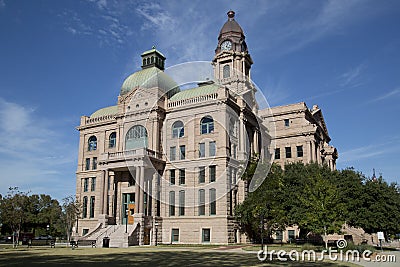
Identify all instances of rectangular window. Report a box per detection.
[169,191,175,216]
[92,157,97,170]
[107,176,111,191]
[91,177,96,191]
[179,169,185,185]
[179,190,185,216]
[209,165,216,182]
[83,178,89,192]
[202,228,211,242]
[276,230,283,241]
[89,196,95,218]
[82,196,88,218]
[171,229,179,242]
[274,148,280,160]
[170,146,176,161]
[209,141,216,157]
[199,167,205,183]
[170,169,176,185]
[297,145,303,157]
[232,144,237,159]
[284,119,290,127]
[288,230,295,242]
[85,158,90,171]
[179,145,185,160]
[198,189,205,216]
[82,229,89,236]
[199,143,205,158]
[209,188,216,215]
[106,195,110,215]
[285,147,292,158]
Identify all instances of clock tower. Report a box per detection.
[213,10,254,95]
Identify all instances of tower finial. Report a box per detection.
[227,10,235,19]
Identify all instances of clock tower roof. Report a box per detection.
[219,10,244,38]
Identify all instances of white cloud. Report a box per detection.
[0,98,76,199]
[340,63,366,87]
[371,88,400,103]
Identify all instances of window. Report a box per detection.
[198,189,205,216]
[82,196,88,218]
[223,64,230,78]
[288,230,295,242]
[82,229,89,236]
[89,196,95,218]
[229,118,237,137]
[169,191,175,216]
[92,157,97,170]
[179,169,185,185]
[284,119,290,127]
[88,136,97,151]
[285,147,292,158]
[275,230,283,241]
[91,177,96,191]
[179,190,185,216]
[199,143,205,158]
[232,144,237,159]
[209,141,216,157]
[200,116,214,134]
[109,132,116,148]
[179,145,185,160]
[172,121,184,138]
[170,146,176,161]
[170,169,176,185]
[274,148,280,160]
[107,175,111,191]
[171,229,179,242]
[83,178,89,192]
[85,158,90,171]
[199,167,205,183]
[202,228,211,242]
[209,188,216,215]
[125,125,148,150]
[297,145,303,157]
[209,166,216,182]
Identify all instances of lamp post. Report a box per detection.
[155,222,159,246]
[260,214,264,253]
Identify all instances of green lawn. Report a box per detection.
[0,246,360,267]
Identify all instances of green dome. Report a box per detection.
[120,67,179,96]
[90,105,118,118]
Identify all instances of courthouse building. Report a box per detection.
[74,11,337,247]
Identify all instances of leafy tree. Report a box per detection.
[0,187,29,247]
[235,163,287,242]
[61,196,81,242]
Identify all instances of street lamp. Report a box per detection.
[155,222,159,246]
[260,214,264,253]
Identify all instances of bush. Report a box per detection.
[340,242,375,253]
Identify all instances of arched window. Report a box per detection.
[172,121,184,138]
[125,125,148,150]
[109,132,116,148]
[209,188,216,215]
[88,136,97,151]
[146,58,150,65]
[223,65,230,78]
[142,59,146,66]
[201,116,214,134]
[151,56,154,63]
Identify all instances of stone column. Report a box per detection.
[135,166,140,213]
[139,166,145,214]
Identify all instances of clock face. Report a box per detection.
[221,40,232,51]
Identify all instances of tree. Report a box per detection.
[235,163,287,242]
[0,187,29,247]
[61,196,81,242]
[297,164,345,249]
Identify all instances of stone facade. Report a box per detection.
[73,11,337,246]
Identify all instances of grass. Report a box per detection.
[0,246,360,267]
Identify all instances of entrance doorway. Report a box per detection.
[122,193,135,225]
[143,228,150,245]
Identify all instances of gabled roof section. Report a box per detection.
[311,105,329,138]
[90,105,118,118]
[169,83,219,102]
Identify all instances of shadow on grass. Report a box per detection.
[0,249,354,267]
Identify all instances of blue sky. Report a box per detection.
[0,0,399,200]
